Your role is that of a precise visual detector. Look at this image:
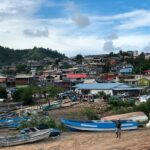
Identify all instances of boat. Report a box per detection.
[21,127,61,137]
[0,127,50,147]
[101,112,148,122]
[61,118,138,131]
[42,103,61,111]
[0,116,28,128]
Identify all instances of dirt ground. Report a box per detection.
[1,129,150,150]
[1,102,150,150]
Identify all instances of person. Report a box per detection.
[115,119,122,139]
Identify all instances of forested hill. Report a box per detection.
[0,46,66,66]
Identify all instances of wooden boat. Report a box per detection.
[0,128,50,147]
[101,112,148,122]
[61,118,138,131]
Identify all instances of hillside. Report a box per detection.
[0,46,65,66]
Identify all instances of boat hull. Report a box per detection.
[61,119,138,132]
[0,129,50,147]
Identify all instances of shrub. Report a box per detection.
[19,115,58,129]
[135,99,150,117]
[57,122,67,131]
[82,107,99,120]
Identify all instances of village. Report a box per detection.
[0,50,150,149]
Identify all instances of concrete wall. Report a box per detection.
[90,90,113,96]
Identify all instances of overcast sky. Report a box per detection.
[0,0,150,56]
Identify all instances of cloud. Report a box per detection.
[107,33,118,40]
[65,1,90,28]
[103,34,120,52]
[0,0,43,21]
[72,13,90,28]
[116,10,150,30]
[65,1,78,12]
[103,41,120,52]
[24,28,49,37]
[93,10,147,21]
[92,9,150,30]
[0,0,150,56]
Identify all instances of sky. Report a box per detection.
[0,0,150,56]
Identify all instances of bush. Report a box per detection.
[19,115,58,129]
[57,122,67,131]
[108,97,135,108]
[82,107,99,120]
[135,99,150,117]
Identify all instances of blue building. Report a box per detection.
[119,67,133,75]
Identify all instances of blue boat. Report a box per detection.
[0,117,28,128]
[61,119,138,131]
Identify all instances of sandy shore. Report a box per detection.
[1,129,150,150]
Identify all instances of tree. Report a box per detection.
[0,87,7,99]
[47,86,64,105]
[135,99,150,117]
[75,54,84,64]
[12,88,24,102]
[12,87,33,105]
[22,87,33,105]
[16,64,27,73]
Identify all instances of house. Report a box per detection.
[139,95,150,102]
[15,74,37,86]
[63,73,88,83]
[55,73,88,90]
[138,78,150,86]
[111,64,133,75]
[0,75,7,88]
[74,82,142,97]
[0,75,15,88]
[144,70,150,75]
[39,74,54,86]
[144,53,150,60]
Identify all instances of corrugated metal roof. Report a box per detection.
[74,82,142,90]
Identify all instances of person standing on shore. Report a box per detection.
[115,119,122,139]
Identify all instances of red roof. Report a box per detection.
[66,74,88,79]
[144,70,150,73]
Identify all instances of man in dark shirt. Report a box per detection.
[115,119,122,138]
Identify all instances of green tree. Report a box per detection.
[22,87,33,105]
[16,64,27,73]
[12,88,24,102]
[12,87,33,105]
[47,86,63,99]
[135,99,150,117]
[0,87,7,99]
[75,54,84,64]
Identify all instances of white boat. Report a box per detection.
[0,127,50,147]
[101,112,148,122]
